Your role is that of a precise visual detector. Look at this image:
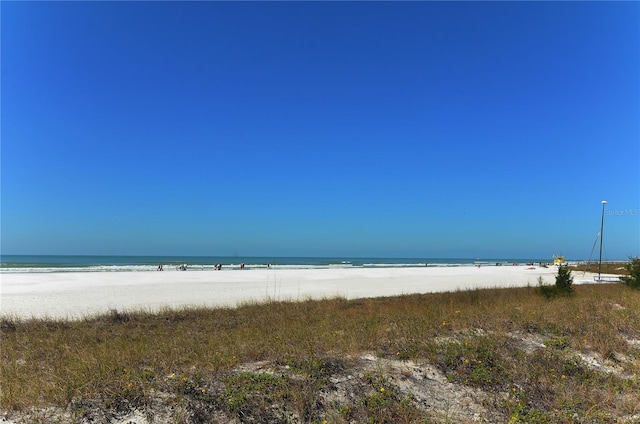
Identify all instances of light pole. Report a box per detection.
[598,200,607,281]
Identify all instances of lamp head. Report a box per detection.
[601,200,607,204]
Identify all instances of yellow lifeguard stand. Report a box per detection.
[553,255,565,265]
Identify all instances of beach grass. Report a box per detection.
[568,261,630,276]
[2,283,640,423]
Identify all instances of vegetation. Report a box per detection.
[2,284,640,423]
[538,264,574,299]
[555,264,574,294]
[568,261,629,276]
[620,257,640,289]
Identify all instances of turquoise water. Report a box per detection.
[0,255,551,273]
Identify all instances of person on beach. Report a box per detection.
[157,264,163,271]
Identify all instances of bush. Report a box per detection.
[619,257,640,289]
[555,264,574,294]
[539,265,573,299]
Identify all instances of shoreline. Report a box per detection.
[1,266,601,320]
[2,253,602,274]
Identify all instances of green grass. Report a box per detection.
[2,283,640,423]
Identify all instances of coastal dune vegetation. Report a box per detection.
[1,273,640,423]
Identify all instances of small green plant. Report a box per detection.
[284,357,341,422]
[436,336,507,389]
[505,386,558,423]
[223,372,288,419]
[544,335,571,350]
[164,372,212,402]
[619,257,640,289]
[354,375,421,424]
[508,404,555,424]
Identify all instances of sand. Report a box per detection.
[1,266,598,320]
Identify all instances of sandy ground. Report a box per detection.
[1,266,598,320]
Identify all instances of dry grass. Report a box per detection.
[2,282,640,423]
[569,261,630,275]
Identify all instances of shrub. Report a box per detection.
[619,257,640,289]
[555,264,574,295]
[539,265,573,299]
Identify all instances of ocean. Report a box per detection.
[0,255,552,273]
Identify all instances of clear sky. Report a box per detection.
[1,1,639,260]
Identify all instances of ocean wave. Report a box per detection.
[0,262,495,274]
[0,255,556,274]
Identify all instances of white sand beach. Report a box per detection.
[1,266,599,320]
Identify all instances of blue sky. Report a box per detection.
[1,1,638,259]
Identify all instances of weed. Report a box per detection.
[508,404,555,424]
[223,372,289,420]
[435,336,508,389]
[282,357,344,422]
[0,317,18,333]
[107,309,132,324]
[544,335,571,350]
[352,374,422,424]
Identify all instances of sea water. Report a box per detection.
[0,255,551,273]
